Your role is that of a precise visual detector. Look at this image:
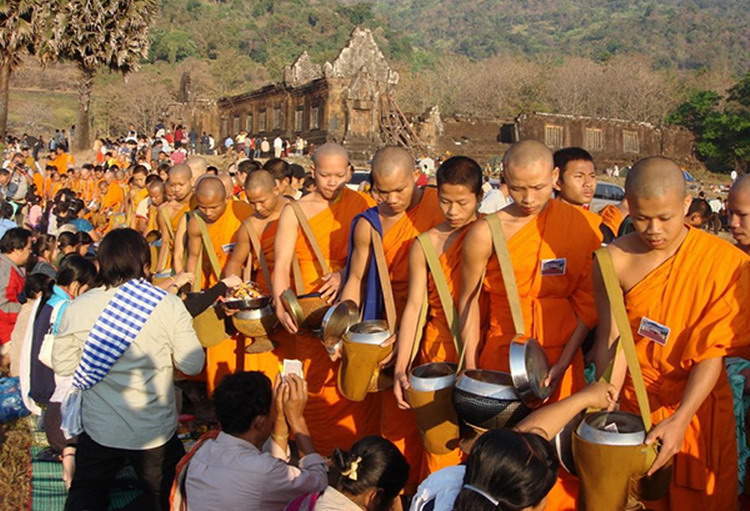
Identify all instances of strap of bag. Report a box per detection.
[485,214,526,336]
[243,221,272,289]
[160,206,174,239]
[369,224,397,333]
[193,213,223,286]
[595,248,652,431]
[407,291,429,366]
[291,257,304,294]
[416,233,463,366]
[290,201,331,275]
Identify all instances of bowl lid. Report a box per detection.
[509,337,551,407]
[455,369,518,400]
[321,300,359,341]
[280,289,303,328]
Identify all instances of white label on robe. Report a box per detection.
[540,258,567,276]
[221,243,236,253]
[637,317,670,346]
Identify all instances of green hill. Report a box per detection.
[150,0,749,73]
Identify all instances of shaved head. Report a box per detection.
[195,175,226,201]
[728,174,750,251]
[312,143,349,166]
[625,157,687,200]
[195,176,227,223]
[502,140,557,216]
[217,171,234,197]
[371,146,415,180]
[245,169,276,192]
[503,140,554,177]
[187,156,208,182]
[169,163,193,181]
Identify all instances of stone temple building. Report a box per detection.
[209,27,434,163]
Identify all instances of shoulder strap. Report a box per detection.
[290,201,331,275]
[595,248,652,430]
[369,223,397,332]
[485,214,525,336]
[416,233,463,363]
[243,221,272,289]
[192,213,222,282]
[160,207,174,239]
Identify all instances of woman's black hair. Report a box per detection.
[57,254,97,289]
[453,429,558,511]
[96,228,149,287]
[24,272,54,305]
[330,436,409,511]
[26,233,56,273]
[57,231,79,250]
[77,231,93,246]
[213,371,272,435]
[0,227,31,254]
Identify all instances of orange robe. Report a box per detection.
[128,187,148,227]
[294,188,377,456]
[51,153,74,175]
[32,173,43,197]
[374,187,443,488]
[201,201,255,394]
[559,199,604,244]
[162,202,191,271]
[416,226,469,477]
[81,180,96,204]
[101,182,125,212]
[599,204,625,238]
[480,199,600,511]
[620,228,750,510]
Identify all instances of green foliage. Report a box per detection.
[150,28,198,63]
[668,74,750,173]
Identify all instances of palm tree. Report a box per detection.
[51,0,159,151]
[0,0,52,138]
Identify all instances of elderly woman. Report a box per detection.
[52,228,205,511]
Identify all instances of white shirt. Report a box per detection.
[135,196,150,220]
[185,431,327,511]
[479,188,512,214]
[273,137,283,149]
[52,286,205,449]
[410,465,465,511]
[709,198,722,213]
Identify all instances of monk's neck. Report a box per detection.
[559,196,589,209]
[378,186,423,229]
[737,242,750,255]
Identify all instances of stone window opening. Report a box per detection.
[544,125,564,148]
[310,105,320,130]
[623,130,639,153]
[584,128,604,152]
[295,107,304,132]
[273,106,282,130]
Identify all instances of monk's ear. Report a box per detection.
[551,166,561,187]
[412,168,420,183]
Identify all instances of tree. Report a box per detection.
[668,74,750,173]
[50,0,158,151]
[0,0,53,137]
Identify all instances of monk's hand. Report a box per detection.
[393,371,411,410]
[645,413,690,476]
[542,361,567,394]
[275,296,298,334]
[221,274,243,289]
[579,381,617,410]
[319,271,342,303]
[377,334,397,368]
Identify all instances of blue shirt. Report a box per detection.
[69,218,93,233]
[0,218,17,240]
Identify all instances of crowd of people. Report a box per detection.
[1,123,749,511]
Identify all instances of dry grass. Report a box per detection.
[0,416,32,511]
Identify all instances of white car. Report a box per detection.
[591,182,625,212]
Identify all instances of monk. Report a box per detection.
[272,143,376,456]
[553,147,607,244]
[339,146,443,486]
[79,165,96,204]
[136,180,166,235]
[223,169,289,378]
[728,174,750,254]
[127,165,149,228]
[393,156,483,477]
[99,170,125,214]
[458,140,600,510]
[156,164,193,273]
[185,176,253,393]
[50,146,74,175]
[593,157,750,510]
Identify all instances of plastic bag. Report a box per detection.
[0,377,31,423]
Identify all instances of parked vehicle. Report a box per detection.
[591,182,625,212]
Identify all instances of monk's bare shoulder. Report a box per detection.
[464,214,492,252]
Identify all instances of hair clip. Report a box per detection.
[341,456,362,481]
[463,484,500,507]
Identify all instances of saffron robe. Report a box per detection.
[479,199,600,511]
[599,204,624,239]
[620,228,750,510]
[293,188,377,456]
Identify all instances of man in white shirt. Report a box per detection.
[183,371,327,510]
[273,136,284,158]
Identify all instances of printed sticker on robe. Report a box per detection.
[221,243,236,254]
[637,317,670,346]
[540,258,567,276]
